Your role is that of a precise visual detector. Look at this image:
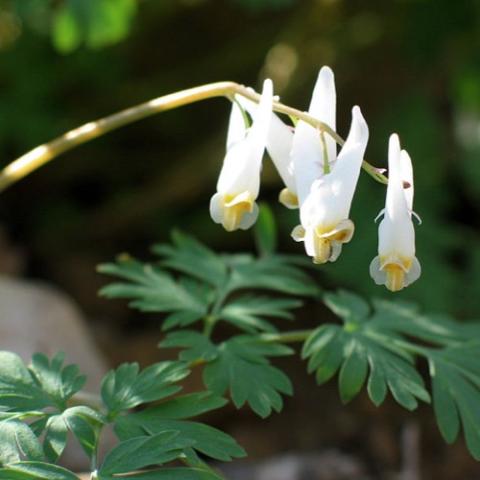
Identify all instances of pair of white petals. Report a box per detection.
[370,134,421,291]
[209,79,273,232]
[210,68,420,291]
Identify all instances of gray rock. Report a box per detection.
[220,451,371,480]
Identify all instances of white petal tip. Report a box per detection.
[262,78,274,94]
[389,133,401,147]
[319,66,334,80]
[351,106,369,139]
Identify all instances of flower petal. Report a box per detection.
[325,106,369,220]
[308,66,337,164]
[226,100,247,151]
[369,256,387,285]
[405,256,421,286]
[267,114,296,194]
[291,66,337,205]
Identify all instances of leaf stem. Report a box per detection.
[0,82,388,192]
[258,329,313,344]
[203,284,231,337]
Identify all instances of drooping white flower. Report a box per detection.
[291,105,369,263]
[210,79,273,231]
[234,95,298,209]
[369,134,421,292]
[234,66,338,212]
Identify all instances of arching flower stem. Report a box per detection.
[0,81,388,193]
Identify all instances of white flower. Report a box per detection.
[369,134,421,292]
[292,105,369,263]
[234,94,298,209]
[234,67,338,212]
[210,79,273,231]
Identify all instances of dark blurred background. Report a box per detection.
[1,0,480,478]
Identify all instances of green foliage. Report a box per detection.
[43,406,105,462]
[254,203,277,256]
[99,431,194,476]
[114,392,245,462]
[52,0,137,53]
[30,352,86,407]
[160,331,218,362]
[0,350,243,477]
[0,421,43,465]
[203,336,293,418]
[152,231,228,288]
[0,462,78,480]
[429,344,480,460]
[101,361,190,415]
[98,256,211,319]
[0,352,107,469]
[218,295,301,333]
[99,231,316,334]
[0,351,84,411]
[160,332,294,417]
[302,290,480,460]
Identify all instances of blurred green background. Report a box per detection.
[1,0,480,477]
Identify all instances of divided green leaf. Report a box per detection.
[203,336,293,417]
[0,352,55,411]
[98,256,210,323]
[303,291,431,409]
[219,295,302,333]
[229,255,319,297]
[115,412,246,462]
[0,421,44,465]
[29,352,86,407]
[152,231,228,287]
[99,431,192,475]
[429,343,480,460]
[160,331,218,363]
[101,361,190,414]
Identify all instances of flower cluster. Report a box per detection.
[210,67,420,292]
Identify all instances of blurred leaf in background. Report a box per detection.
[0,0,480,347]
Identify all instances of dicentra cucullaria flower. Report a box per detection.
[209,68,419,291]
[290,67,369,264]
[369,134,421,291]
[292,105,369,263]
[210,79,273,231]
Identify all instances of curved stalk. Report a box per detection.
[0,82,388,192]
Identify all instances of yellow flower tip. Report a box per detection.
[370,254,420,292]
[316,219,355,244]
[279,188,299,209]
[312,237,332,264]
[384,264,406,292]
[221,192,255,232]
[312,220,355,263]
[292,219,355,264]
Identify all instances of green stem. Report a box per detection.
[202,315,217,337]
[258,329,313,344]
[203,284,231,337]
[320,131,330,175]
[0,82,388,192]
